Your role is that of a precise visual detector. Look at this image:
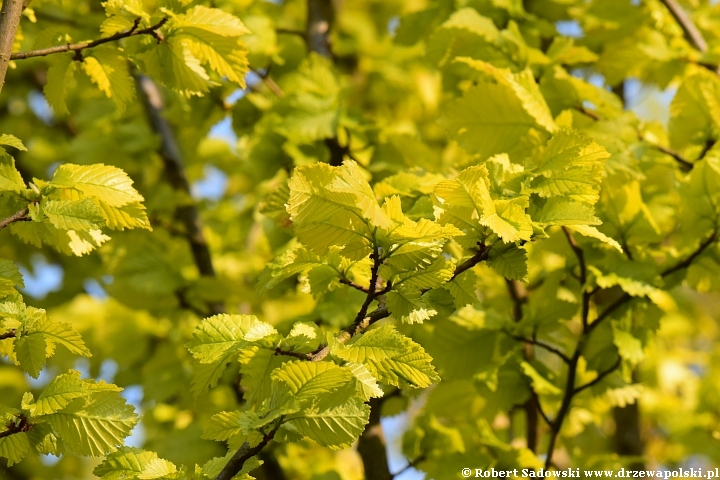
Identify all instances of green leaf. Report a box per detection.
[94,447,175,480]
[147,6,250,93]
[34,318,92,357]
[46,391,138,457]
[281,399,370,449]
[386,286,438,324]
[443,269,478,308]
[487,244,528,281]
[0,134,27,151]
[567,225,623,253]
[0,259,23,287]
[43,199,105,231]
[96,201,152,231]
[395,257,455,290]
[186,314,277,364]
[331,325,441,389]
[271,361,354,402]
[0,152,26,193]
[455,58,557,134]
[440,83,544,160]
[82,47,135,111]
[44,54,77,116]
[0,431,30,466]
[50,164,144,207]
[27,370,119,416]
[14,333,48,378]
[238,346,292,406]
[529,129,609,204]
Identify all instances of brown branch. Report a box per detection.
[574,105,603,121]
[358,396,393,480]
[0,329,17,340]
[0,0,24,94]
[136,74,224,316]
[563,228,591,330]
[339,277,369,293]
[215,428,277,480]
[392,454,426,478]
[249,66,284,98]
[507,279,541,452]
[546,229,717,467]
[306,0,334,57]
[545,229,602,468]
[10,18,167,61]
[659,0,708,53]
[274,346,311,360]
[0,207,30,231]
[646,141,694,171]
[574,356,622,395]
[661,230,717,276]
[506,333,571,364]
[544,347,581,470]
[0,414,31,440]
[345,241,382,338]
[452,243,490,280]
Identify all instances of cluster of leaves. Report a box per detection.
[38,1,252,114]
[0,139,146,466]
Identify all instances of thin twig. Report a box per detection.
[0,414,31,439]
[452,243,489,280]
[10,18,167,60]
[215,428,278,480]
[661,230,717,276]
[0,329,17,340]
[659,0,708,53]
[506,333,571,364]
[645,141,694,171]
[391,454,427,478]
[339,277,369,293]
[249,67,285,98]
[0,207,30,231]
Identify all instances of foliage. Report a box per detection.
[2,0,720,479]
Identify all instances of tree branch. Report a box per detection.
[339,277,370,293]
[135,74,224,316]
[215,428,277,480]
[0,0,24,94]
[0,207,30,231]
[392,454,426,478]
[644,140,694,171]
[306,0,334,57]
[0,415,31,440]
[0,329,17,340]
[358,396,393,480]
[562,228,591,330]
[659,0,708,53]
[249,66,285,98]
[661,230,717,276]
[506,333,571,364]
[452,243,490,280]
[10,17,167,61]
